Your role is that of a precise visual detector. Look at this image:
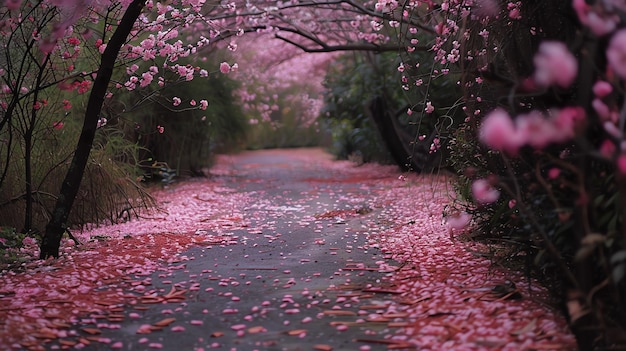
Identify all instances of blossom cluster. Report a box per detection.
[479,107,586,155]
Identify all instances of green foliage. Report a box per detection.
[0,227,24,263]
[0,227,39,265]
[118,63,248,176]
[244,90,326,150]
[326,118,389,163]
[320,52,398,163]
[71,127,156,225]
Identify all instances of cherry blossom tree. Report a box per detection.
[1,0,431,259]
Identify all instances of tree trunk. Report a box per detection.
[40,0,145,259]
[367,96,439,173]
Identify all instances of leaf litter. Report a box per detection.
[0,148,576,350]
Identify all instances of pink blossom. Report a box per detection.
[200,100,208,110]
[604,121,621,138]
[479,108,523,154]
[77,81,91,94]
[219,62,231,74]
[548,168,560,179]
[472,179,500,204]
[141,37,155,49]
[592,98,611,120]
[172,97,181,106]
[97,118,107,128]
[22,237,37,246]
[533,41,577,88]
[607,29,626,79]
[424,101,434,114]
[140,72,153,87]
[52,121,64,130]
[593,81,612,98]
[516,111,557,149]
[508,8,521,19]
[552,106,586,141]
[573,0,619,36]
[157,125,164,134]
[446,212,472,230]
[67,37,80,45]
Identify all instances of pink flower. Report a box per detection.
[516,110,557,149]
[472,179,500,205]
[548,167,560,179]
[573,0,619,36]
[479,108,524,154]
[552,106,586,141]
[592,98,611,120]
[446,212,472,230]
[200,100,208,110]
[593,81,612,98]
[140,72,153,87]
[533,41,577,88]
[127,64,139,75]
[22,237,37,246]
[52,121,64,130]
[67,37,80,45]
[172,97,181,106]
[219,62,231,74]
[607,29,626,79]
[424,101,434,114]
[77,81,91,94]
[508,8,521,19]
[97,118,107,128]
[157,125,164,134]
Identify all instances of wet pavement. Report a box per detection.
[59,149,407,351]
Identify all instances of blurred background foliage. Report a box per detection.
[320,52,397,164]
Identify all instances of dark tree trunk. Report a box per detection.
[40,0,145,259]
[368,97,413,172]
[367,96,439,173]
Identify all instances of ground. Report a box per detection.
[0,148,576,350]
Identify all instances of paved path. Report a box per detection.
[65,149,406,350]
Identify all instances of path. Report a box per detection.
[1,148,577,351]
